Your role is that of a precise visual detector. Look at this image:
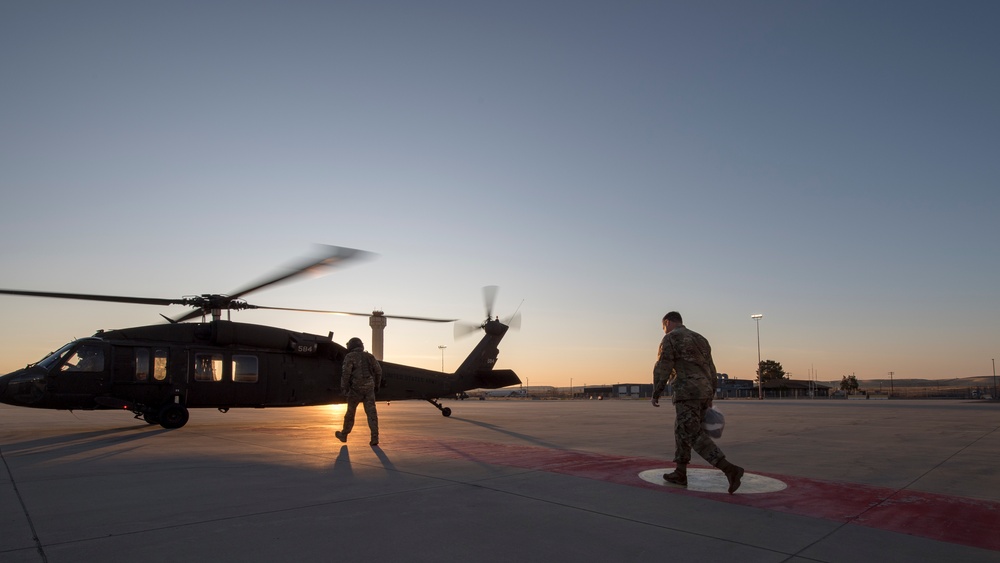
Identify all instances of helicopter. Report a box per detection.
[0,246,521,429]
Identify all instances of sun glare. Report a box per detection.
[324,404,347,418]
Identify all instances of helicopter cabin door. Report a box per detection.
[49,342,111,409]
[109,346,174,409]
[187,350,265,408]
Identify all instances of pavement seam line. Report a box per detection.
[782,423,1000,563]
[462,478,798,559]
[27,481,463,550]
[850,422,1000,524]
[0,446,49,563]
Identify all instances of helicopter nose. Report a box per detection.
[0,369,45,407]
[0,374,10,405]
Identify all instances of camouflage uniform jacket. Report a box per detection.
[652,325,716,403]
[341,350,383,395]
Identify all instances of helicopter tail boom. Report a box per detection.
[447,317,521,394]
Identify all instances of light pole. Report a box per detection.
[888,371,894,398]
[438,345,446,372]
[993,359,996,400]
[751,314,763,399]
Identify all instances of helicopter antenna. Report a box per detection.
[509,299,524,319]
[504,299,524,329]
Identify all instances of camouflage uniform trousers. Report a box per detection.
[342,389,379,441]
[672,398,724,466]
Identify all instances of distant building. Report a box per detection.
[582,385,613,399]
[717,373,756,399]
[581,375,832,400]
[481,388,527,398]
[762,379,831,398]
[615,383,653,399]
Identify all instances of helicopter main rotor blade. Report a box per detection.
[0,289,184,307]
[227,245,373,300]
[166,245,376,323]
[249,305,456,323]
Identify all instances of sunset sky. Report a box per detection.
[2,1,998,387]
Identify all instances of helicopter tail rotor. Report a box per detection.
[483,285,498,320]
[454,286,522,339]
[504,310,522,331]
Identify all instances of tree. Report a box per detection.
[840,375,859,393]
[757,359,786,383]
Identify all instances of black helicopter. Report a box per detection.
[0,246,520,429]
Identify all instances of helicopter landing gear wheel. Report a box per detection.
[142,411,159,425]
[426,398,452,417]
[158,403,189,429]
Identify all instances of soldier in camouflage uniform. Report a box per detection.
[652,311,744,494]
[335,337,383,446]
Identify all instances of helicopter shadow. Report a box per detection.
[448,416,562,450]
[0,424,170,463]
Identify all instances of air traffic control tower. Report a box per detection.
[369,310,386,360]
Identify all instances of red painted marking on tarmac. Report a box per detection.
[391,434,1000,552]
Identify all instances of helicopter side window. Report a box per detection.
[135,349,150,381]
[61,345,105,372]
[153,349,168,381]
[194,353,223,382]
[233,355,258,383]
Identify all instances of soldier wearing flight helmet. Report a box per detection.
[335,337,383,446]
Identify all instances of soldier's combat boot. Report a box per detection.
[717,458,744,494]
[335,430,347,443]
[663,464,687,486]
[370,435,379,446]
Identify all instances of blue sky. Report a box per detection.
[2,1,998,387]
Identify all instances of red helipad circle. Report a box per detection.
[639,468,788,494]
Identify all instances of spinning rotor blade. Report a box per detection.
[504,311,522,330]
[454,286,522,338]
[249,305,455,323]
[454,321,483,339]
[0,289,184,308]
[3,246,450,326]
[483,285,498,319]
[228,245,373,299]
[169,245,374,323]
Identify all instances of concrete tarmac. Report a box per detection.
[1,399,998,562]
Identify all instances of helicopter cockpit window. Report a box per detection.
[38,343,75,370]
[135,349,150,381]
[233,355,258,383]
[153,349,168,381]
[194,353,223,382]
[61,345,105,372]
